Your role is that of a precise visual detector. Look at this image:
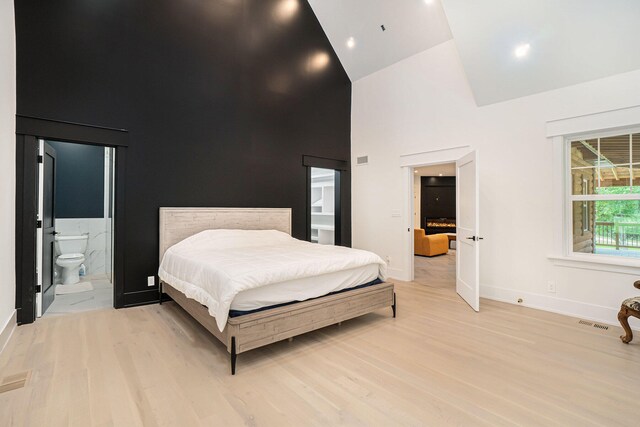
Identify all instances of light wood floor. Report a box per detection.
[1,254,639,426]
[415,250,456,286]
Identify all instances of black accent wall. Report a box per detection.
[47,141,105,219]
[421,176,456,229]
[15,0,352,306]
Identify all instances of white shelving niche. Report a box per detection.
[310,167,335,245]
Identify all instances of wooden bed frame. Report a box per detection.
[158,207,396,374]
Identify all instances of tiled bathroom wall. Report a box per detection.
[55,218,113,276]
[105,219,112,281]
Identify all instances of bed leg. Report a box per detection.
[230,336,237,375]
[392,292,397,318]
[159,280,163,305]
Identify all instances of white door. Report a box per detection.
[456,150,480,311]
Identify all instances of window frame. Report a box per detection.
[563,126,640,262]
[546,105,640,273]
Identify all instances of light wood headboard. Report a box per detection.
[159,207,292,261]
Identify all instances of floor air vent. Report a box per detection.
[0,371,30,394]
[578,320,609,331]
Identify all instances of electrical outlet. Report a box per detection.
[547,281,556,293]
[385,255,391,265]
[147,276,155,287]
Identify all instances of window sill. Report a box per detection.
[548,254,640,275]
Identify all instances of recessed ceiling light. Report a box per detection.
[514,43,531,58]
[424,0,434,4]
[414,170,418,173]
[438,173,443,176]
[346,37,356,49]
[274,0,299,23]
[307,51,330,72]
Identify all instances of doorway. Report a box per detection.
[36,140,115,317]
[15,116,128,325]
[303,155,349,247]
[402,147,480,311]
[412,163,457,288]
[310,167,338,245]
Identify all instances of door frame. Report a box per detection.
[400,145,473,282]
[302,155,350,247]
[15,115,128,324]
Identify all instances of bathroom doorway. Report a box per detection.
[15,116,128,325]
[36,140,115,317]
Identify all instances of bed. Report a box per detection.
[158,207,396,374]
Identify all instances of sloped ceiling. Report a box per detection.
[308,0,452,81]
[415,163,456,177]
[440,0,640,105]
[310,0,640,106]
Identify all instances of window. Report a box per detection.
[581,178,590,233]
[568,132,640,259]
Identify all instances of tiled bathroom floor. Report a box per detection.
[44,274,113,316]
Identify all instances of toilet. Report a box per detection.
[55,234,89,285]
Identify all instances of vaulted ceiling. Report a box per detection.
[442,0,640,105]
[309,0,640,106]
[308,0,452,82]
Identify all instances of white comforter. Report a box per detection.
[158,229,386,331]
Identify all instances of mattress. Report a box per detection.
[229,277,383,317]
[158,229,386,331]
[230,263,380,311]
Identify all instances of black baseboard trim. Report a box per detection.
[159,293,173,304]
[122,289,160,307]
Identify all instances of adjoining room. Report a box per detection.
[413,163,457,288]
[38,140,115,317]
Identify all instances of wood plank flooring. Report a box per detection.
[1,253,639,426]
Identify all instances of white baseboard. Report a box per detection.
[480,285,640,331]
[387,267,411,282]
[0,310,17,354]
[386,265,637,331]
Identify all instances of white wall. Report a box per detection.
[55,219,110,277]
[352,40,640,327]
[0,0,16,335]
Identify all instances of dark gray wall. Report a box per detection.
[421,176,456,227]
[15,0,352,306]
[47,141,104,219]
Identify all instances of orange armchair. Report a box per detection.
[414,229,448,257]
